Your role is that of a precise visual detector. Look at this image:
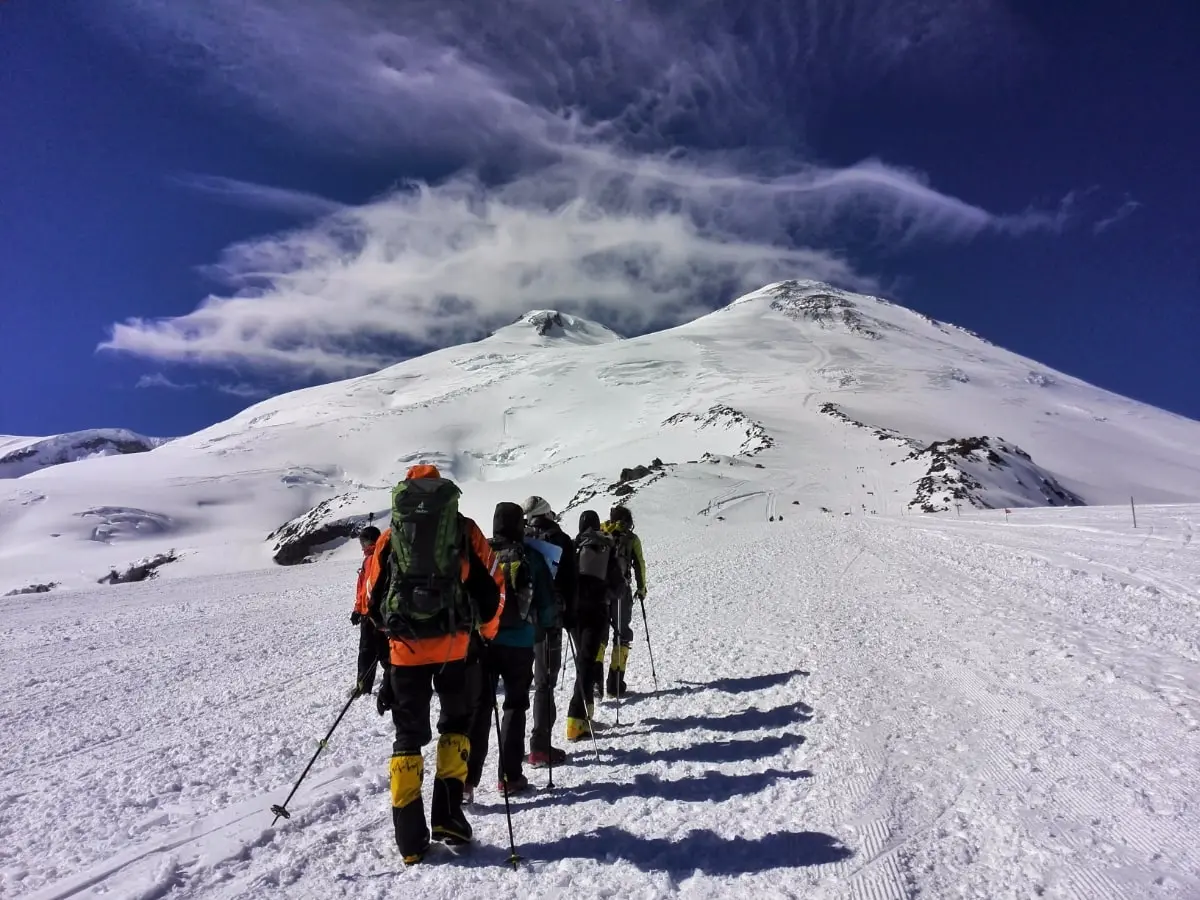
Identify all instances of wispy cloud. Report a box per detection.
[173,175,346,218]
[136,371,271,400]
[135,373,196,390]
[100,0,1062,377]
[214,382,272,399]
[1093,198,1142,235]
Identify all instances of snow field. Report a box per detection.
[2,503,1198,899]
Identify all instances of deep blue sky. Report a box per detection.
[1,1,1197,438]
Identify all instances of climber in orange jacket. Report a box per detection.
[365,464,505,865]
[350,525,390,699]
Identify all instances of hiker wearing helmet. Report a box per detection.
[350,525,390,700]
[521,494,578,768]
[597,504,647,699]
[367,465,506,865]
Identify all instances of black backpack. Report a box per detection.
[576,529,614,581]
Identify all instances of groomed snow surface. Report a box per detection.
[3,503,1198,900]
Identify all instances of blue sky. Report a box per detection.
[2,1,1197,438]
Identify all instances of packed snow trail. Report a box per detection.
[2,506,1198,899]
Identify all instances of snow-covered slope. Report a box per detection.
[0,429,166,479]
[3,503,1198,899]
[3,280,1199,594]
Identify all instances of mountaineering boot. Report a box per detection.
[608,645,630,698]
[496,773,530,794]
[565,716,592,742]
[528,746,567,768]
[430,733,472,845]
[390,752,430,863]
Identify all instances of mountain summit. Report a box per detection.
[3,281,1199,591]
[491,309,623,347]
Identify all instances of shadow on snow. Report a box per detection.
[517,825,852,875]
[595,731,807,767]
[639,701,813,735]
[474,766,814,812]
[620,668,810,703]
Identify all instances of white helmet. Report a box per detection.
[522,495,557,521]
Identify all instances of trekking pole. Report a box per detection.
[490,673,522,869]
[270,689,358,825]
[565,632,601,760]
[637,594,659,693]
[610,614,622,727]
[543,638,555,790]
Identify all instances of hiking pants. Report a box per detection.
[389,660,473,753]
[568,603,608,721]
[466,644,535,786]
[356,619,390,694]
[609,582,634,648]
[530,628,562,752]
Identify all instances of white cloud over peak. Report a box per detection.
[100,0,1067,377]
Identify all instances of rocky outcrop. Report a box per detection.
[563,458,674,511]
[5,582,59,597]
[766,284,883,339]
[905,437,1085,513]
[269,493,375,565]
[663,405,774,456]
[97,551,179,585]
[819,402,918,449]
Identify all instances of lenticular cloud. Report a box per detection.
[101,0,1059,377]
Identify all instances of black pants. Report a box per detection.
[389,659,473,753]
[356,619,390,693]
[609,582,634,648]
[466,644,535,786]
[567,604,607,721]
[530,628,562,752]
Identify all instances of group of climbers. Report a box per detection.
[350,464,649,865]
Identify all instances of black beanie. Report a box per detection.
[493,502,525,542]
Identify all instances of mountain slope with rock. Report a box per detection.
[2,280,1198,593]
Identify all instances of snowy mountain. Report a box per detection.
[2,280,1199,594]
[0,429,166,479]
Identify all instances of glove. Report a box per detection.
[350,611,362,625]
[376,681,394,716]
[635,587,646,601]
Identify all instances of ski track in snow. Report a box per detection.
[2,506,1199,899]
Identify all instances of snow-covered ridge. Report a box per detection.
[0,429,167,479]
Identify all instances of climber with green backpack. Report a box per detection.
[366,464,505,866]
[596,504,647,699]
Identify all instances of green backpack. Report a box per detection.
[380,476,473,639]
